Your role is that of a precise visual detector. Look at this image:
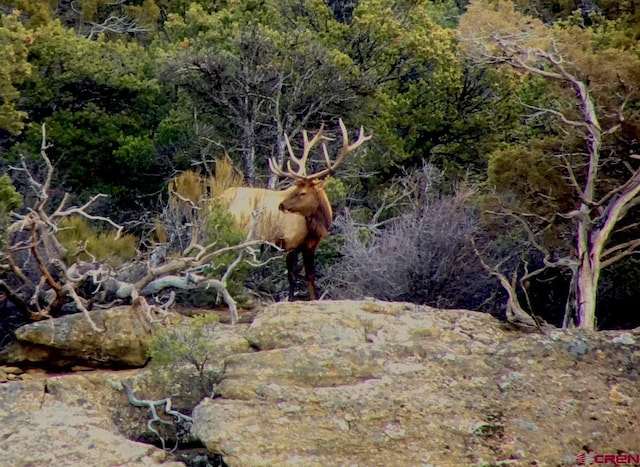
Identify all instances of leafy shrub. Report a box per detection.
[204,200,253,302]
[147,313,221,397]
[0,174,22,249]
[55,216,137,267]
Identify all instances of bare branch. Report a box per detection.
[601,238,640,269]
[86,16,151,40]
[471,238,539,329]
[113,379,192,452]
[52,194,124,239]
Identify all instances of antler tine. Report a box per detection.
[270,124,328,181]
[268,156,295,180]
[343,119,373,153]
[294,125,327,176]
[307,118,372,180]
[284,132,307,179]
[270,120,371,181]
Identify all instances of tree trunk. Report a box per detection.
[575,249,599,330]
[242,118,256,186]
[268,133,287,189]
[573,206,603,331]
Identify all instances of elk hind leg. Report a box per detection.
[302,247,318,300]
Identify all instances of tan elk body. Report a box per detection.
[219,119,371,300]
[219,185,314,250]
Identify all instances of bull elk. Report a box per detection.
[220,118,371,300]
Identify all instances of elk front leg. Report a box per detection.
[286,250,299,301]
[302,247,318,300]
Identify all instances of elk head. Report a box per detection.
[269,118,372,218]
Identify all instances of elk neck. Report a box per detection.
[305,185,333,242]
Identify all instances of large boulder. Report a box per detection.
[44,320,250,442]
[192,300,640,466]
[0,306,158,367]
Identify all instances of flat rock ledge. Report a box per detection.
[0,397,184,467]
[192,300,640,466]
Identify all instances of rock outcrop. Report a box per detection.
[0,311,248,466]
[1,400,184,467]
[192,300,640,466]
[0,305,158,367]
[1,300,639,466]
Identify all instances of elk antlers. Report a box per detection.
[269,118,372,181]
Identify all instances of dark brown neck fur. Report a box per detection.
[305,187,333,245]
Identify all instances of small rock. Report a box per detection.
[567,340,589,357]
[383,422,406,439]
[612,333,636,345]
[609,385,631,405]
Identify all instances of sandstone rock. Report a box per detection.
[0,312,253,466]
[2,300,639,466]
[192,300,640,467]
[216,344,387,400]
[0,312,251,445]
[0,401,184,467]
[245,301,367,349]
[0,377,46,419]
[0,306,157,367]
[0,306,252,372]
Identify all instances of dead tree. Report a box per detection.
[460,2,640,330]
[1,125,271,328]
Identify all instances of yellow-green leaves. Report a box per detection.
[7,0,55,27]
[458,0,550,60]
[459,0,640,101]
[55,216,137,267]
[28,20,158,94]
[0,12,32,134]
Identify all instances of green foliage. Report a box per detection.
[2,0,56,27]
[335,0,519,182]
[55,216,137,267]
[0,12,32,134]
[0,174,22,249]
[487,138,574,216]
[15,105,160,204]
[147,313,221,397]
[113,135,156,171]
[205,201,246,250]
[154,98,199,168]
[7,18,169,209]
[322,178,347,209]
[23,20,159,106]
[204,201,251,301]
[158,4,369,183]
[0,174,22,214]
